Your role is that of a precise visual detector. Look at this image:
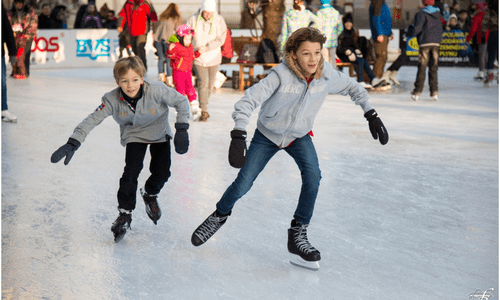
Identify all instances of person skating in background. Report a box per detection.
[482,1,498,87]
[186,0,227,122]
[81,1,102,28]
[37,3,52,29]
[279,0,318,54]
[2,3,18,123]
[153,3,181,86]
[407,0,443,101]
[369,0,393,89]
[50,56,191,243]
[168,25,202,120]
[316,0,342,68]
[190,27,388,271]
[118,0,158,71]
[337,13,387,90]
[102,10,118,29]
[466,1,489,81]
[8,0,37,80]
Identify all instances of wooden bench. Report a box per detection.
[336,61,375,78]
[225,62,279,91]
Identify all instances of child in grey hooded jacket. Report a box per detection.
[51,56,191,243]
[190,27,389,270]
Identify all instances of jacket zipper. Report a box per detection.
[279,80,310,148]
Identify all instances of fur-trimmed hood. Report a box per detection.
[284,52,324,81]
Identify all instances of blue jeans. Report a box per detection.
[2,56,7,111]
[154,41,171,76]
[355,57,375,83]
[216,129,322,224]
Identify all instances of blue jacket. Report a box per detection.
[232,55,372,147]
[407,6,443,47]
[369,0,393,38]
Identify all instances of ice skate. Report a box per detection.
[474,71,485,81]
[199,111,210,122]
[191,210,231,246]
[371,77,387,88]
[158,73,166,82]
[190,100,202,121]
[431,92,438,101]
[411,92,420,101]
[359,81,373,90]
[388,70,400,85]
[111,210,132,243]
[166,76,174,88]
[484,71,495,87]
[140,187,161,225]
[287,219,321,271]
[2,110,17,123]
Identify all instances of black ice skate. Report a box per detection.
[140,187,161,225]
[111,210,132,243]
[191,210,231,246]
[287,219,321,271]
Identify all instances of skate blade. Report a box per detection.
[289,255,320,271]
[114,230,126,243]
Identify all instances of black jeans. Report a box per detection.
[117,141,171,211]
[130,34,148,71]
[413,46,439,95]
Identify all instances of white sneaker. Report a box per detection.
[1,110,17,123]
[371,77,387,88]
[360,81,373,89]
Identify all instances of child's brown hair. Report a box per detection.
[113,56,146,81]
[285,27,327,54]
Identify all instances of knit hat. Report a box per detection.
[200,0,217,12]
[320,0,331,4]
[176,24,195,36]
[342,13,353,25]
[476,1,487,10]
[423,0,434,6]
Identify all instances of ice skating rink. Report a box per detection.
[2,66,498,299]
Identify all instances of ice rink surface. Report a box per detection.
[2,65,498,299]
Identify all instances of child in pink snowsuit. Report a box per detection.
[168,25,201,120]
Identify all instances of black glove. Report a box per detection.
[364,109,389,145]
[228,130,247,168]
[51,138,81,165]
[174,123,189,154]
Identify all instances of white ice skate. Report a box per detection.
[190,100,202,121]
[1,110,17,123]
[289,253,320,271]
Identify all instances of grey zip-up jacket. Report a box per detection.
[233,54,372,147]
[70,80,190,147]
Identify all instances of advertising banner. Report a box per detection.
[8,29,157,69]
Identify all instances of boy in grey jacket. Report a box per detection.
[51,57,191,242]
[190,27,389,270]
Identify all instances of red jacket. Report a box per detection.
[119,0,157,37]
[221,28,234,59]
[168,42,200,72]
[467,11,489,43]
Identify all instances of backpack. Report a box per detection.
[236,44,259,64]
[256,39,279,63]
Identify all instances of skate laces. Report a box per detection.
[195,214,227,242]
[293,225,317,254]
[115,213,131,228]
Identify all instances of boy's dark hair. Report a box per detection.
[285,27,326,54]
[113,56,146,80]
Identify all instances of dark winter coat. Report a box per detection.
[337,28,361,62]
[2,5,17,57]
[37,13,52,29]
[407,6,443,47]
[81,13,102,28]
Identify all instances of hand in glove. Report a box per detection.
[346,50,356,62]
[174,123,189,154]
[51,138,81,165]
[364,109,389,145]
[354,49,363,58]
[228,130,247,168]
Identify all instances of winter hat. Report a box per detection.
[320,0,331,4]
[342,13,353,25]
[476,1,487,10]
[423,0,434,6]
[176,24,195,36]
[200,0,217,12]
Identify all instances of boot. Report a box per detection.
[166,76,174,87]
[430,91,438,101]
[191,210,231,246]
[111,209,132,243]
[2,110,17,123]
[389,70,400,85]
[474,70,485,81]
[288,219,321,270]
[190,100,202,121]
[484,70,495,87]
[158,73,166,82]
[199,111,210,122]
[140,187,161,225]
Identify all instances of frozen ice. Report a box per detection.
[2,65,498,299]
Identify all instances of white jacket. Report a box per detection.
[186,12,227,67]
